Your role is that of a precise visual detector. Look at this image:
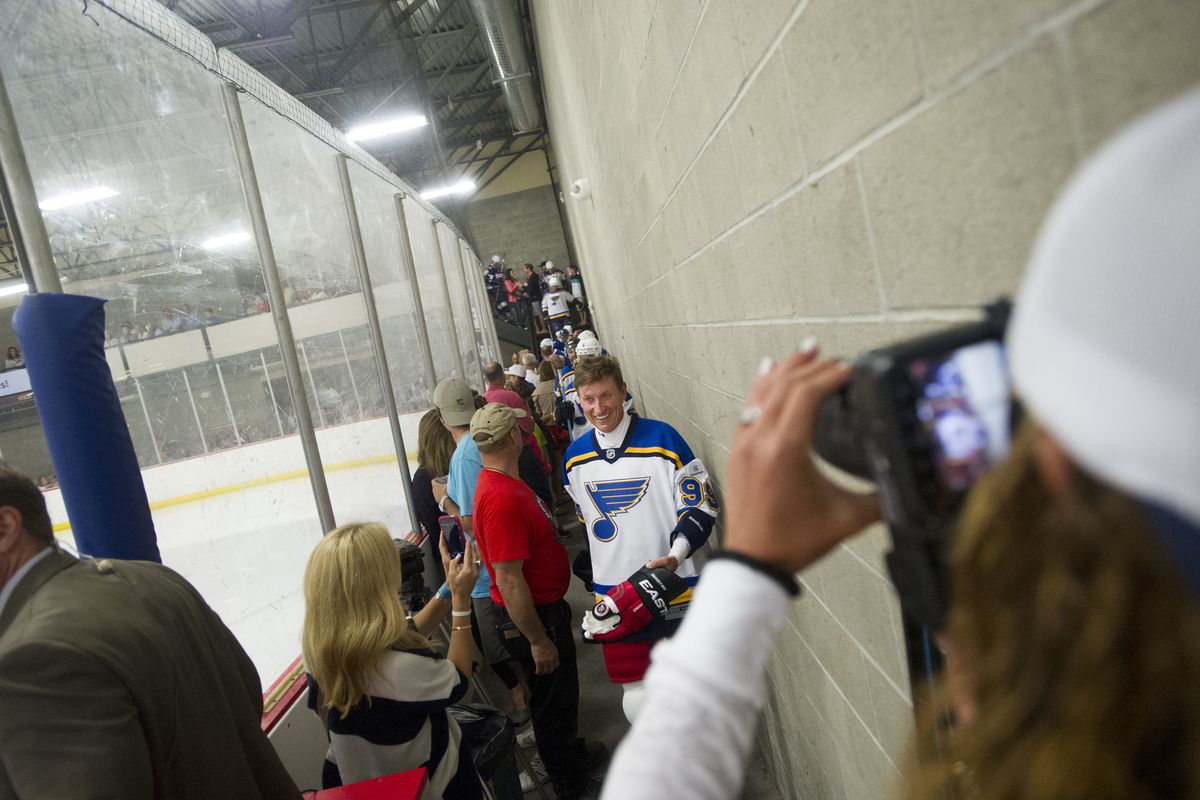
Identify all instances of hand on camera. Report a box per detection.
[724,347,881,574]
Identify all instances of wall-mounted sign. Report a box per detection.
[0,369,32,398]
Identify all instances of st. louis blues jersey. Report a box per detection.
[563,416,718,600]
[541,290,573,320]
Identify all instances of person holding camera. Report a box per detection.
[302,522,484,798]
[599,90,1200,800]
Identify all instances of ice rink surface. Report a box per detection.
[46,414,423,683]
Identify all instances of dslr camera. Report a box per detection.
[813,301,1015,637]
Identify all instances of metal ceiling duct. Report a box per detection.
[466,0,541,132]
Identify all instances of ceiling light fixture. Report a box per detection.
[38,186,119,211]
[421,178,476,201]
[345,115,428,143]
[0,282,29,299]
[201,231,253,250]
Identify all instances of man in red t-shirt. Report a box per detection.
[470,403,605,800]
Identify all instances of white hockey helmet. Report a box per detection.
[577,329,597,341]
[544,260,554,271]
[539,338,554,350]
[575,338,602,357]
[491,254,502,264]
[547,275,562,290]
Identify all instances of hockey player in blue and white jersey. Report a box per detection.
[541,275,575,336]
[563,335,633,441]
[562,354,717,722]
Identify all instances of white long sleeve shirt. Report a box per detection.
[600,558,792,800]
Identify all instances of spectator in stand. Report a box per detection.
[430,379,533,732]
[412,408,457,566]
[180,304,201,331]
[483,362,553,504]
[503,268,522,325]
[302,522,485,798]
[521,352,540,388]
[154,307,181,337]
[531,361,558,422]
[116,322,134,345]
[202,308,221,326]
[134,324,151,341]
[566,265,586,301]
[522,264,544,334]
[4,347,23,370]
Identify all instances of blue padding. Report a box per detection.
[13,293,159,562]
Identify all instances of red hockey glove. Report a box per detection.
[582,566,689,643]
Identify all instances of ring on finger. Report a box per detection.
[737,405,763,425]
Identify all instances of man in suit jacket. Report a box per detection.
[0,465,299,799]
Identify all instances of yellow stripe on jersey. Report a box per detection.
[624,446,683,469]
[565,451,601,471]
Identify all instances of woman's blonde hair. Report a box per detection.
[903,421,1200,799]
[302,522,430,717]
[417,407,455,477]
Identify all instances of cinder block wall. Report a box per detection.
[465,185,571,269]
[533,0,1200,796]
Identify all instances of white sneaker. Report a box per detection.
[516,726,537,750]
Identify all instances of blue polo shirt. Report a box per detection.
[447,433,491,599]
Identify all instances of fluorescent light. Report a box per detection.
[38,186,119,211]
[345,115,428,143]
[201,231,252,250]
[0,283,28,298]
[421,178,476,200]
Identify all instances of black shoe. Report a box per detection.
[558,776,604,800]
[584,741,610,774]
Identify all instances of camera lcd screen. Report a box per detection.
[908,340,1012,493]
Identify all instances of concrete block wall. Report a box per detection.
[466,184,571,269]
[532,0,1200,796]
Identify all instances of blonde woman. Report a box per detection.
[302,522,482,799]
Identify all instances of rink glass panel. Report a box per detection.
[237,94,417,532]
[344,160,432,413]
[0,0,327,682]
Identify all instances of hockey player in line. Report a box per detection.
[562,354,718,721]
[563,335,635,442]
[541,275,576,337]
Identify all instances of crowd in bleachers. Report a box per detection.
[101,279,357,348]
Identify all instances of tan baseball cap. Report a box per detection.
[433,377,475,427]
[470,402,526,447]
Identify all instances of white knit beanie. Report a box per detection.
[1008,88,1200,525]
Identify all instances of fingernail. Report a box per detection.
[799,336,818,353]
[757,357,774,376]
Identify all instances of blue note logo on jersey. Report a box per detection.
[586,477,650,542]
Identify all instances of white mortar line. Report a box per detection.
[798,585,913,703]
[788,620,902,771]
[630,0,814,257]
[1051,25,1090,163]
[853,158,890,314]
[628,0,1111,300]
[908,0,932,98]
[839,539,890,584]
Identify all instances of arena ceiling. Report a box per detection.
[156,0,547,193]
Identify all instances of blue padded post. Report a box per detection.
[12,293,159,562]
